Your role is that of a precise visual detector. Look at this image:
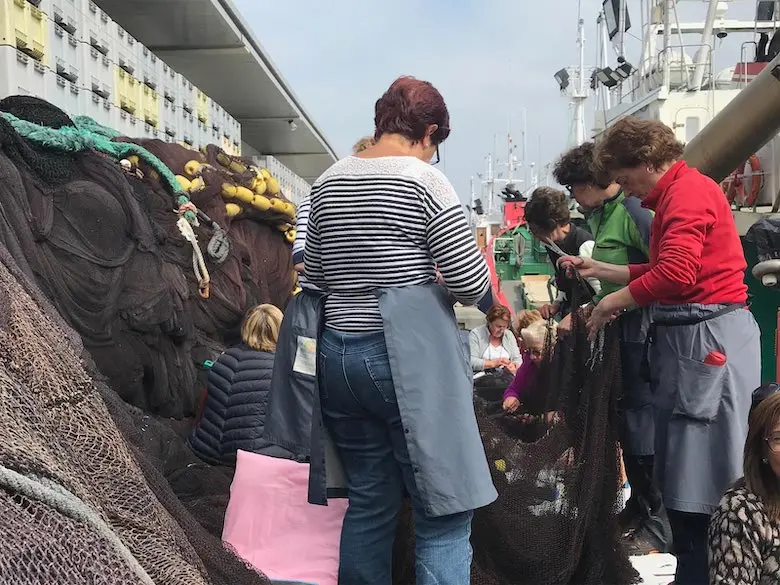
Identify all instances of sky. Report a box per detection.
[234,0,757,204]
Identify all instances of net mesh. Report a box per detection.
[394,304,640,585]
[0,242,269,585]
[0,95,295,419]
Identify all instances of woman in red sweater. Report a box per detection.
[561,117,761,585]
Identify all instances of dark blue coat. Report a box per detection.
[188,344,276,466]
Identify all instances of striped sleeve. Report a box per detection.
[292,196,311,265]
[302,195,326,290]
[420,168,490,305]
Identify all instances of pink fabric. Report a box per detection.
[223,450,348,585]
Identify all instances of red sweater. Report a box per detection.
[627,161,747,307]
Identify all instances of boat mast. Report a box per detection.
[690,0,719,91]
[573,0,587,145]
[662,0,673,92]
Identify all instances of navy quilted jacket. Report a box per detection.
[188,344,275,466]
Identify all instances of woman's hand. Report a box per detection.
[539,302,560,319]
[586,293,624,338]
[503,397,520,413]
[557,255,599,279]
[485,358,510,369]
[505,362,519,375]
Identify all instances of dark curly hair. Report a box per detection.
[553,142,609,188]
[374,76,450,145]
[595,117,684,180]
[524,187,570,233]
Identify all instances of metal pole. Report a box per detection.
[662,0,672,92]
[574,9,587,145]
[691,0,718,91]
[600,12,612,109]
[618,0,626,58]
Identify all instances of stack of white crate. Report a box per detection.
[252,154,312,205]
[0,0,243,150]
[160,60,178,143]
[81,0,114,129]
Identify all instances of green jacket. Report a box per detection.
[587,191,653,303]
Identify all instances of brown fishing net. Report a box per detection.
[0,242,269,585]
[0,95,295,418]
[394,301,640,585]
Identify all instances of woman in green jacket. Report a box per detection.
[553,142,672,554]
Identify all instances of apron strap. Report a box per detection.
[639,303,746,381]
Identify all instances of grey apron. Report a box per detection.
[619,308,655,456]
[307,284,498,517]
[647,303,761,515]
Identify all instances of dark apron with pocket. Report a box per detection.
[618,308,655,456]
[642,303,760,514]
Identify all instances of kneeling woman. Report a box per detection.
[189,304,284,465]
[563,117,760,585]
[503,319,557,417]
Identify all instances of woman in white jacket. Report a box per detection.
[469,304,522,373]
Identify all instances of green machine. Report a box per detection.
[492,224,556,311]
[493,224,554,281]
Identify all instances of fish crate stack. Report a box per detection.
[81,2,114,129]
[0,0,243,153]
[178,75,197,148]
[0,0,49,100]
[209,97,241,155]
[253,154,311,205]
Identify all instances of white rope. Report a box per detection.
[177,216,210,297]
[0,465,155,585]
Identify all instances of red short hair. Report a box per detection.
[374,76,450,144]
[486,304,511,324]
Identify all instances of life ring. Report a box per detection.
[723,155,763,207]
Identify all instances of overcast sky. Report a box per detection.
[234,0,756,202]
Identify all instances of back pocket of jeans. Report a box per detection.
[365,356,397,404]
[672,355,727,423]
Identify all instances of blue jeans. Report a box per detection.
[319,328,473,585]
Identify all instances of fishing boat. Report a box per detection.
[474,0,780,385]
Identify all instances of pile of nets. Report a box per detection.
[394,301,640,584]
[0,95,296,417]
[0,241,270,585]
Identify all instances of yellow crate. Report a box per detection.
[141,83,160,127]
[195,88,209,124]
[0,0,46,62]
[114,65,141,115]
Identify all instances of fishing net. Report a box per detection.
[394,301,640,585]
[0,241,270,585]
[0,95,295,418]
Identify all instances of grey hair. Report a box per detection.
[520,319,557,347]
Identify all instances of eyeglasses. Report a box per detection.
[429,125,450,166]
[431,145,441,165]
[766,435,780,453]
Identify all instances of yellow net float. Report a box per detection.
[225,203,242,218]
[266,176,281,195]
[234,186,255,204]
[175,175,192,191]
[184,160,202,177]
[189,177,205,193]
[253,177,267,195]
[285,229,296,244]
[252,195,271,211]
[221,183,237,199]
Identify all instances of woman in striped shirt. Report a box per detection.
[304,76,492,584]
